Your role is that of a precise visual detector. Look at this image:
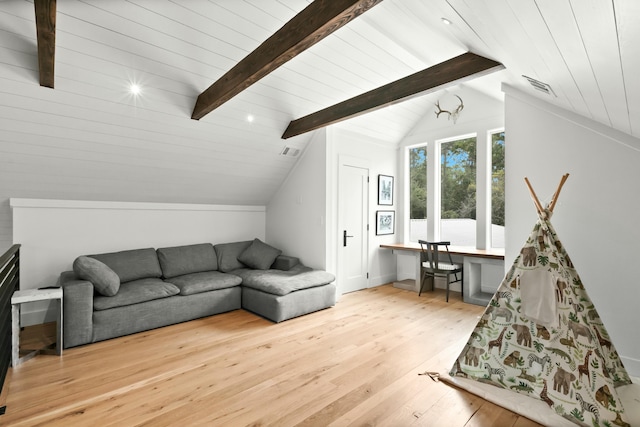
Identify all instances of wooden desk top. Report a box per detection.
[380,243,505,260]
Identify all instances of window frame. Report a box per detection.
[405,128,504,250]
[489,128,505,249]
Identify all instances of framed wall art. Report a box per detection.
[376,210,395,235]
[378,174,393,205]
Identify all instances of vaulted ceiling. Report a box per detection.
[1,0,638,207]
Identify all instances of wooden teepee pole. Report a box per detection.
[548,173,570,213]
[524,177,544,214]
[524,174,570,215]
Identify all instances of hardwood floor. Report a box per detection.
[4,285,542,426]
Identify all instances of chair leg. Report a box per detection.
[419,273,434,297]
[446,276,450,302]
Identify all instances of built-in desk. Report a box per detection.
[380,243,505,306]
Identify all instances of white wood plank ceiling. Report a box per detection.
[0,0,638,214]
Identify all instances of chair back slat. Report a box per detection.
[418,240,454,271]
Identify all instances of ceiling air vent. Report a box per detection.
[523,75,556,97]
[280,146,300,157]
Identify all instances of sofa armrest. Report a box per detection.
[270,255,300,271]
[60,271,94,348]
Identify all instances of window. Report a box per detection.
[491,131,505,248]
[409,146,427,242]
[407,130,503,249]
[440,136,477,246]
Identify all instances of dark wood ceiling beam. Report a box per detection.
[282,52,505,139]
[191,0,383,120]
[34,0,56,88]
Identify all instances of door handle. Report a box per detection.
[343,230,354,247]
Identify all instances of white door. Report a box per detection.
[338,162,369,294]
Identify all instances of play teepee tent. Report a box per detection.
[448,175,632,427]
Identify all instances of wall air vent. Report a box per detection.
[280,146,300,157]
[523,75,556,97]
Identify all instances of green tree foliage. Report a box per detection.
[441,137,476,220]
[492,132,505,226]
[409,147,426,219]
[409,132,505,226]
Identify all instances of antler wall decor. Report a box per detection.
[434,95,464,123]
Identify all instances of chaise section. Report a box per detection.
[234,265,335,295]
[241,284,336,323]
[234,265,336,322]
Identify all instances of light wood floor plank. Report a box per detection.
[3,285,543,426]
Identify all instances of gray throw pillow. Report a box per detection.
[73,256,120,296]
[238,238,282,270]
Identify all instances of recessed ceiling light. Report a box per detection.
[247,114,254,123]
[441,17,452,25]
[129,83,141,95]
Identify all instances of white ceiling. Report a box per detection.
[0,0,638,206]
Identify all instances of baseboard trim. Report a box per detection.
[621,356,640,378]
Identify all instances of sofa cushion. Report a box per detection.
[270,255,299,271]
[90,248,162,283]
[93,278,179,311]
[233,265,336,296]
[238,238,282,270]
[73,256,121,296]
[157,243,218,279]
[213,241,252,272]
[166,271,242,296]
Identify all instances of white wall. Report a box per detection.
[266,130,327,270]
[267,126,399,293]
[12,198,265,324]
[504,84,640,377]
[326,128,399,291]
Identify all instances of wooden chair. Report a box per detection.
[418,240,463,302]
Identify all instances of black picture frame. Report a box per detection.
[376,210,395,235]
[378,174,394,205]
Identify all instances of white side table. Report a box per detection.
[11,288,63,367]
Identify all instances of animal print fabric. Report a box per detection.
[451,215,631,427]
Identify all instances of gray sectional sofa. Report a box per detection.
[59,239,336,349]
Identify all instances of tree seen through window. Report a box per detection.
[441,137,476,221]
[409,146,426,220]
[408,131,505,248]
